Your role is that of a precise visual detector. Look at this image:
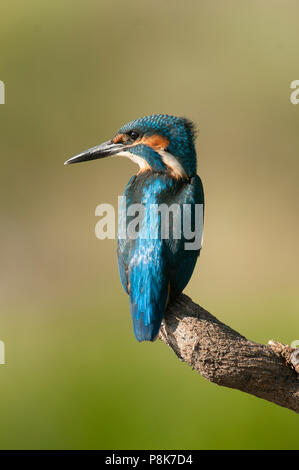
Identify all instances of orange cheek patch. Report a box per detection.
[114,133,169,150]
[141,134,169,151]
[113,133,128,144]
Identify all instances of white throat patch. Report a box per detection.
[116,149,187,179]
[116,150,151,172]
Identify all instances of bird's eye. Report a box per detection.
[127,130,140,141]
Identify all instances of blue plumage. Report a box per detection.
[118,171,203,341]
[65,114,204,342]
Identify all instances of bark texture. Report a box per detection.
[159,294,299,414]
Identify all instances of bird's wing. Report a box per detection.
[166,175,204,296]
[117,174,204,341]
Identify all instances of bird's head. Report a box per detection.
[65,114,197,179]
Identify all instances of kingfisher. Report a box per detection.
[65,114,204,342]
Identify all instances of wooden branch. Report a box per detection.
[159,294,299,414]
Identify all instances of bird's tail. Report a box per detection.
[129,295,167,342]
[129,269,168,342]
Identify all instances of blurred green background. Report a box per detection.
[0,0,298,450]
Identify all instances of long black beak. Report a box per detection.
[64,140,124,165]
